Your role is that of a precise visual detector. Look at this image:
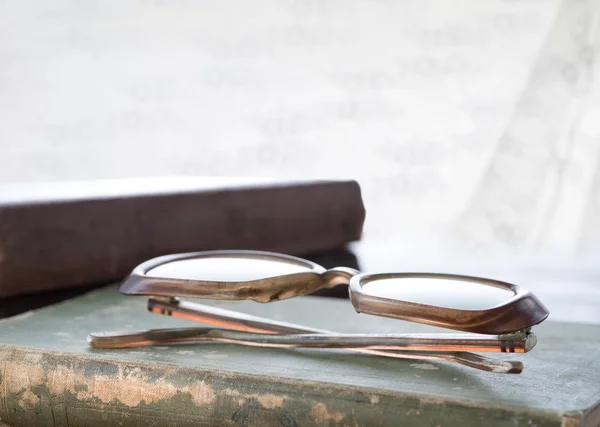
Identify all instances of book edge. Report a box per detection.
[0,343,569,427]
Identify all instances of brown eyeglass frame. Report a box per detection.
[89,250,550,374]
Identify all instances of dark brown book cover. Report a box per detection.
[0,177,365,298]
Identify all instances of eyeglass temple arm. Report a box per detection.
[146,298,534,353]
[89,327,535,352]
[88,297,524,374]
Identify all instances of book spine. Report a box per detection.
[0,181,365,298]
[0,346,563,427]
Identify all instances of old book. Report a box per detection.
[0,286,599,427]
[0,177,365,298]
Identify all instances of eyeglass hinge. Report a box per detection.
[497,327,531,340]
[149,296,180,305]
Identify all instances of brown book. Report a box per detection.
[0,177,365,298]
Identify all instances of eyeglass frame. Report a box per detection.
[88,249,550,374]
[119,250,549,336]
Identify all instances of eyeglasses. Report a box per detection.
[88,250,549,374]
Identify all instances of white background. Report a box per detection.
[1,0,599,268]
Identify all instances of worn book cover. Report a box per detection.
[0,286,599,427]
[0,177,365,298]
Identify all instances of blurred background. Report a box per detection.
[1,0,599,272]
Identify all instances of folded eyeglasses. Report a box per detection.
[88,250,549,374]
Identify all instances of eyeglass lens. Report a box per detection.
[361,277,515,310]
[146,255,313,282]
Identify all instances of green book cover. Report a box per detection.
[0,286,599,427]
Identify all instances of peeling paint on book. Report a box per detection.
[224,388,286,409]
[0,347,584,426]
[311,402,344,423]
[18,390,39,408]
[46,364,216,407]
